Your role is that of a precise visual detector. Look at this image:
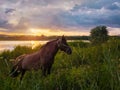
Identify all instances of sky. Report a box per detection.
[0,0,120,36]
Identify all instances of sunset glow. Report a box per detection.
[29,28,52,36]
[29,28,89,36]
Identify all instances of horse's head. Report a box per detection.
[57,35,72,55]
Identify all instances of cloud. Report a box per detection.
[61,0,120,28]
[0,0,120,35]
[108,27,120,35]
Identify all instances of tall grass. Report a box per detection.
[0,39,120,90]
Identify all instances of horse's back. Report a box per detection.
[22,51,41,70]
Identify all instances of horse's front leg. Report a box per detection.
[47,65,52,75]
[41,67,47,76]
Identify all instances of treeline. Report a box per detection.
[0,35,90,41]
[0,34,119,41]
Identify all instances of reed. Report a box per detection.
[0,39,120,90]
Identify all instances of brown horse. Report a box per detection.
[9,36,72,81]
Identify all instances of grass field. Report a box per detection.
[0,39,120,90]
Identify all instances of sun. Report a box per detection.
[29,28,53,36]
[29,28,39,36]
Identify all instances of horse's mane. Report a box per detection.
[40,39,58,49]
[46,39,58,45]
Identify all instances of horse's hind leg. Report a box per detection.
[20,69,26,82]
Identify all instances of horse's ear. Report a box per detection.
[61,35,65,41]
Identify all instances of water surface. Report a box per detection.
[0,40,89,52]
[0,41,47,51]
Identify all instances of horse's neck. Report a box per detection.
[40,40,59,57]
[47,41,59,56]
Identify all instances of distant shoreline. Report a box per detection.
[0,35,119,41]
[0,35,90,41]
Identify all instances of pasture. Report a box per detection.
[0,39,120,90]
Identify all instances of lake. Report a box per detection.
[0,40,89,52]
[0,41,48,52]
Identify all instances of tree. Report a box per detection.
[90,26,109,44]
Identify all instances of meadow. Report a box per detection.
[0,38,120,90]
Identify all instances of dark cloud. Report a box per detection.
[5,8,15,14]
[106,4,120,10]
[0,20,8,27]
[72,0,120,11]
[0,19,12,29]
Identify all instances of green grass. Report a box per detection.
[0,39,120,90]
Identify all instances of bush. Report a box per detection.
[90,26,109,45]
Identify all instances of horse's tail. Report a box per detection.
[9,54,26,77]
[9,65,21,77]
